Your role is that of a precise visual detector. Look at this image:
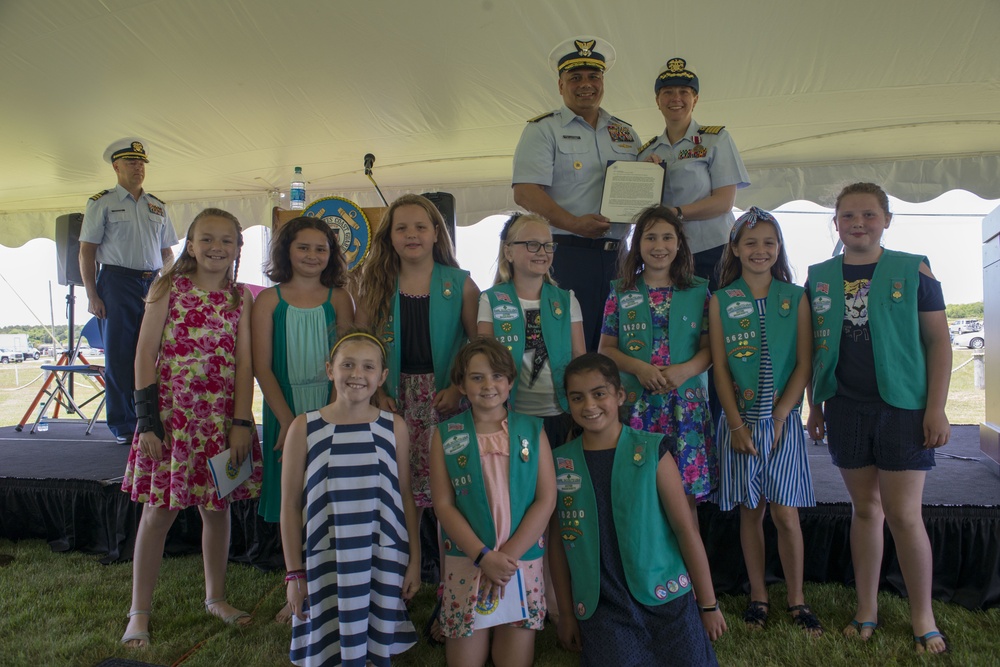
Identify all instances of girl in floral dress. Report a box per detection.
[120,208,262,648]
[429,337,556,667]
[599,205,715,526]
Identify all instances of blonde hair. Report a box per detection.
[493,213,558,286]
[359,194,460,336]
[146,208,243,310]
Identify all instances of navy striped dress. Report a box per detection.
[290,410,417,667]
[718,298,816,511]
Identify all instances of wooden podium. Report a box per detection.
[271,206,388,234]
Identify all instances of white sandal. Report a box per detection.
[120,609,151,648]
[205,597,251,625]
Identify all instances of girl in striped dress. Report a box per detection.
[280,332,421,667]
[708,207,821,635]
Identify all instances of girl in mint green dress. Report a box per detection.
[252,217,354,620]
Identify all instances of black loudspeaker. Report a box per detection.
[56,213,84,287]
[421,192,457,250]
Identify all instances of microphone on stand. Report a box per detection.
[363,153,388,206]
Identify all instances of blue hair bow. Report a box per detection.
[730,206,781,242]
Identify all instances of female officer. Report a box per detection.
[638,58,750,291]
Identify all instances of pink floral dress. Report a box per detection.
[122,275,262,510]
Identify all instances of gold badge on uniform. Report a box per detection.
[573,161,582,170]
[627,310,636,320]
[457,455,468,469]
[502,322,512,332]
[563,495,573,507]
[739,318,750,329]
[520,438,530,462]
[443,281,452,298]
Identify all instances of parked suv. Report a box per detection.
[0,348,25,363]
[950,319,982,335]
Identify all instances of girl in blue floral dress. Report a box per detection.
[599,205,716,522]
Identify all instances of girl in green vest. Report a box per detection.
[357,194,479,644]
[548,353,724,666]
[598,205,715,527]
[708,207,821,636]
[806,183,951,655]
[477,213,586,448]
[429,337,556,667]
[356,194,479,506]
[252,217,355,623]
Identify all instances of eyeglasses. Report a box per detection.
[508,240,557,254]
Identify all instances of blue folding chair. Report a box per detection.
[32,317,107,435]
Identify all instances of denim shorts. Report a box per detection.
[824,395,935,471]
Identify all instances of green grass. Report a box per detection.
[0,539,997,666]
[0,349,985,430]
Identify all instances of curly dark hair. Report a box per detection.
[265,216,347,287]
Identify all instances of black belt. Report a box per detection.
[101,265,159,280]
[553,234,622,252]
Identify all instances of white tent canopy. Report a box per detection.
[1,0,998,247]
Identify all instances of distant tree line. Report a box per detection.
[945,302,984,320]
[0,324,83,349]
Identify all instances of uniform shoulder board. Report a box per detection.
[527,111,555,123]
[698,125,725,135]
[147,193,165,206]
[89,189,110,201]
[639,137,657,153]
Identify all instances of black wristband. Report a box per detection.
[133,383,164,439]
[231,418,253,428]
[699,603,718,613]
[474,546,490,567]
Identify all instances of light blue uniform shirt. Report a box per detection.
[80,184,178,271]
[637,119,750,253]
[512,105,640,240]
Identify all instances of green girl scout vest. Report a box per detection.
[553,426,690,620]
[807,250,928,409]
[613,276,709,405]
[485,282,572,412]
[438,410,545,561]
[382,263,469,399]
[716,277,804,414]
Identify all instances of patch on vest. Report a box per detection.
[812,295,831,314]
[492,304,519,321]
[620,292,644,309]
[678,574,690,588]
[557,472,582,493]
[725,300,754,319]
[443,433,470,455]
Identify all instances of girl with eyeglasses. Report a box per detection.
[477,213,586,449]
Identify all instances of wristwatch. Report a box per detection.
[675,206,684,221]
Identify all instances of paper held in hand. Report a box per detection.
[207,448,252,498]
[600,160,667,223]
[473,567,529,630]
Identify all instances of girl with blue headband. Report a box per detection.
[709,207,822,636]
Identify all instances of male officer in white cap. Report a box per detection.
[512,36,640,351]
[79,139,178,444]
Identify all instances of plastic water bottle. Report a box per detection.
[38,415,48,432]
[290,166,306,210]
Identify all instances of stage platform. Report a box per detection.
[1,422,998,609]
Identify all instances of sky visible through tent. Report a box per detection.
[0,191,995,330]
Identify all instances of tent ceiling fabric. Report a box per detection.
[1,0,998,246]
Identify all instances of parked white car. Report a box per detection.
[953,329,986,349]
